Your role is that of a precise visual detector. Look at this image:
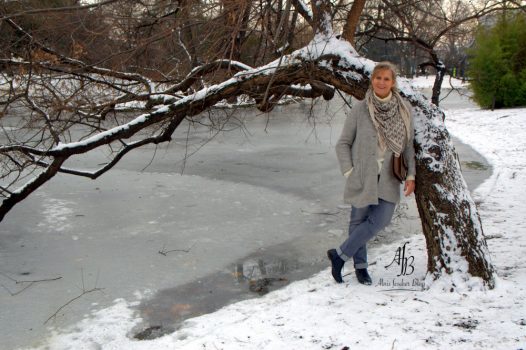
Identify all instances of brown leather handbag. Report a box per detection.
[392,153,408,183]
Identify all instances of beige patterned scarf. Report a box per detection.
[366,88,411,156]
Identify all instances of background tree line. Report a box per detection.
[2,0,522,107]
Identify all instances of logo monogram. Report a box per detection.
[385,242,414,276]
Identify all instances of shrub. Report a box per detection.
[468,12,526,109]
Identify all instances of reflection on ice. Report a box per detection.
[133,247,316,340]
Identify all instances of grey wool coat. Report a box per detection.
[335,98,416,207]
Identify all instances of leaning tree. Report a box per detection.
[0,0,494,290]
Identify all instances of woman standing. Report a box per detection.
[327,61,416,285]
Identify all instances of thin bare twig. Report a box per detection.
[0,272,62,296]
[44,287,104,324]
[43,269,104,324]
[15,276,62,284]
[300,208,340,215]
[158,242,197,256]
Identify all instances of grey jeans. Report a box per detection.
[336,199,396,269]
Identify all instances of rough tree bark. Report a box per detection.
[408,92,495,290]
[341,0,366,45]
[0,0,495,290]
[430,61,446,107]
[418,58,446,107]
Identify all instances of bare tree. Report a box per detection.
[0,0,495,290]
[356,0,520,106]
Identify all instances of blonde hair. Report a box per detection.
[371,61,398,90]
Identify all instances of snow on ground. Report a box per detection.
[21,88,526,349]
[410,75,468,89]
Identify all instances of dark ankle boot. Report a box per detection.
[327,249,345,283]
[355,268,372,285]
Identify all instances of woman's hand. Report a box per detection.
[404,179,415,196]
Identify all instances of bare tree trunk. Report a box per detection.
[180,4,199,69]
[418,57,446,108]
[311,0,332,36]
[222,0,252,61]
[410,97,495,289]
[286,7,299,48]
[431,61,446,107]
[341,0,366,45]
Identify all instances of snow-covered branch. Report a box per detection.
[290,0,314,26]
[1,35,366,222]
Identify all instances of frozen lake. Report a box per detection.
[0,89,489,349]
